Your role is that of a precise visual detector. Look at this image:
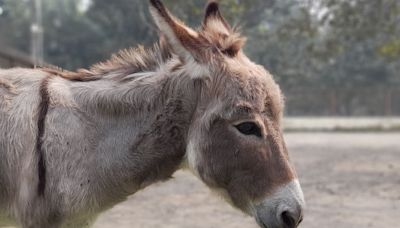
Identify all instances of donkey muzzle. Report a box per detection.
[254,180,305,228]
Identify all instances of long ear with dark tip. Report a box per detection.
[203,1,232,34]
[149,0,205,61]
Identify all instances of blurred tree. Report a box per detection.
[0,0,32,53]
[315,0,400,87]
[83,0,156,66]
[42,0,105,69]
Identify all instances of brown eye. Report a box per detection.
[235,122,262,137]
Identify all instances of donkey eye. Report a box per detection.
[234,122,262,137]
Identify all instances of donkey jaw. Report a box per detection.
[253,179,305,228]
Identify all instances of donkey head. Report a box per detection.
[149,1,305,227]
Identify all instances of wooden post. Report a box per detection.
[330,89,337,116]
[384,90,392,116]
[9,58,14,68]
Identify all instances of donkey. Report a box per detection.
[0,0,304,227]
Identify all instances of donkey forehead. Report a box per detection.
[214,57,284,118]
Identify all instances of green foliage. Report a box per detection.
[380,39,400,58]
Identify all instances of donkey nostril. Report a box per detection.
[281,211,297,228]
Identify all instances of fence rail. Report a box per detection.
[284,87,400,116]
[283,117,400,131]
[0,46,34,68]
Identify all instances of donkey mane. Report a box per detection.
[41,40,172,81]
[88,40,172,76]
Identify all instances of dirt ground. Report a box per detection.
[94,133,400,228]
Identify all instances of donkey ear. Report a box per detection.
[149,0,205,61]
[203,1,232,34]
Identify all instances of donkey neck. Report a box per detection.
[67,62,200,196]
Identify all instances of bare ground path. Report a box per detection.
[94,133,400,228]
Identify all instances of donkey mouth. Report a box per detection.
[255,217,269,228]
[259,222,268,228]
